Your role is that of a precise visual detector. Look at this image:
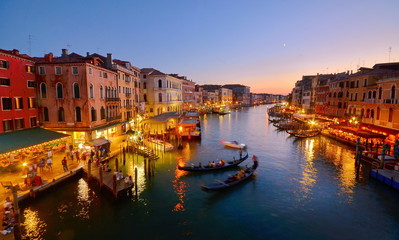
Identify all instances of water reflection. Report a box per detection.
[173,155,189,212]
[22,208,47,240]
[75,178,92,219]
[295,138,317,204]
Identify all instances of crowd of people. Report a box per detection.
[1,197,14,236]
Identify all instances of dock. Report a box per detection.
[370,169,399,190]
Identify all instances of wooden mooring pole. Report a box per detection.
[99,166,103,188]
[134,167,138,196]
[115,157,119,172]
[88,159,92,179]
[12,186,22,240]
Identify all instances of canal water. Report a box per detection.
[21,105,399,240]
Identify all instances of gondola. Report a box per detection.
[220,140,246,149]
[201,158,258,191]
[294,130,320,138]
[177,152,249,172]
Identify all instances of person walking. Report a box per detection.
[46,157,52,171]
[62,157,69,172]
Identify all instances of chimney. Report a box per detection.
[44,53,53,63]
[61,49,68,57]
[12,49,20,55]
[86,52,90,57]
[106,53,112,69]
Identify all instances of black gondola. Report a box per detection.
[201,158,258,191]
[177,152,249,172]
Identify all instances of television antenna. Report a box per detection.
[389,47,392,62]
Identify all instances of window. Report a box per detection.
[158,80,162,88]
[43,107,49,121]
[144,94,147,102]
[99,71,102,77]
[371,109,375,118]
[143,82,147,89]
[378,87,382,100]
[56,83,63,98]
[40,83,47,98]
[103,72,108,79]
[39,66,46,75]
[391,86,396,99]
[0,60,9,69]
[159,93,162,102]
[30,117,37,127]
[101,107,105,120]
[14,98,23,109]
[89,84,94,98]
[150,108,153,113]
[55,66,62,75]
[15,118,24,129]
[73,83,80,98]
[0,78,10,86]
[376,107,380,120]
[389,108,394,122]
[143,74,147,79]
[88,68,92,75]
[76,107,82,122]
[72,67,78,75]
[27,81,36,88]
[58,107,65,122]
[100,86,103,99]
[2,120,13,131]
[91,107,97,121]
[28,97,37,108]
[26,65,35,73]
[2,98,12,110]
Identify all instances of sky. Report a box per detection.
[1,0,399,95]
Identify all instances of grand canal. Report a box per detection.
[20,105,399,239]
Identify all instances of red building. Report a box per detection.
[0,49,38,133]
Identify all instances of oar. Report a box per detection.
[215,179,228,186]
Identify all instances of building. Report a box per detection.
[222,84,251,106]
[325,73,350,118]
[0,49,39,133]
[140,68,183,117]
[170,74,196,111]
[219,88,233,105]
[35,49,120,145]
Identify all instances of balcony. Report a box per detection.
[364,99,376,104]
[106,115,121,121]
[383,99,398,104]
[125,105,132,109]
[125,93,132,98]
[105,97,120,102]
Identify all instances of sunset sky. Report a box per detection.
[1,0,399,94]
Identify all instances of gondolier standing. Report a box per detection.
[252,155,258,169]
[239,149,243,159]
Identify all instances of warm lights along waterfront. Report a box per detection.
[19,106,399,239]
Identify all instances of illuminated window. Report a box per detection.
[28,97,37,108]
[2,120,13,131]
[26,65,35,73]
[15,118,24,129]
[14,98,23,109]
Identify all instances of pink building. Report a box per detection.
[35,49,120,145]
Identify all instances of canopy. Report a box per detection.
[0,128,70,154]
[329,125,386,139]
[87,137,111,147]
[178,118,198,126]
[143,112,180,123]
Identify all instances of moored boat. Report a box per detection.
[177,152,249,171]
[294,129,320,138]
[220,140,246,149]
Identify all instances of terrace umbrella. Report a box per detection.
[394,140,399,159]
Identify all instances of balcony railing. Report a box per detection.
[106,115,121,121]
[125,105,132,109]
[383,98,398,104]
[105,97,120,102]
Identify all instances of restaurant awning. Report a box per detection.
[178,118,198,126]
[0,128,70,155]
[361,123,399,136]
[329,125,386,139]
[87,137,111,147]
[93,122,122,131]
[143,112,180,124]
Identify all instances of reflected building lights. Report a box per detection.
[22,208,47,240]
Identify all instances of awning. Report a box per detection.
[143,112,180,124]
[329,125,386,139]
[178,118,197,126]
[93,122,121,131]
[87,137,111,147]
[361,123,399,136]
[0,128,70,154]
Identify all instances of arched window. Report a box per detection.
[378,87,382,100]
[368,91,372,99]
[158,79,162,88]
[43,107,49,121]
[100,86,103,99]
[76,107,81,122]
[91,107,97,121]
[391,85,396,99]
[366,109,370,118]
[371,109,375,118]
[58,107,65,122]
[56,83,63,99]
[40,83,47,99]
[389,108,394,122]
[143,82,147,89]
[376,107,380,120]
[144,94,147,102]
[73,83,80,98]
[333,92,336,98]
[373,91,376,99]
[101,107,105,120]
[159,93,162,102]
[90,84,94,98]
